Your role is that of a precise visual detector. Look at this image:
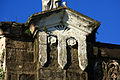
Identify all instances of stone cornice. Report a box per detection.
[26,7,101,32]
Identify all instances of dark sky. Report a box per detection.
[0,0,120,45]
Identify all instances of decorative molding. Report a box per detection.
[36,24,88,70]
[67,37,77,46]
[58,35,67,69]
[102,60,120,80]
[77,37,88,70]
[94,60,120,80]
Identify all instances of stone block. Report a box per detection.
[6,48,16,62]
[26,42,34,52]
[66,71,87,80]
[6,40,27,49]
[16,50,34,62]
[13,41,27,49]
[10,26,22,35]
[19,74,35,80]
[7,62,36,72]
[7,73,17,80]
[39,69,65,80]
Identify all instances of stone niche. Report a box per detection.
[27,7,100,79]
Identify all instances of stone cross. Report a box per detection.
[42,0,62,11]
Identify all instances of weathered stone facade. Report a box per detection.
[0,7,120,80]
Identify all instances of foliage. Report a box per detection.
[25,29,31,34]
[43,26,48,33]
[4,18,8,22]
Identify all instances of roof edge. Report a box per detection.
[25,7,101,27]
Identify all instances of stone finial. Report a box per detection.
[42,0,62,11]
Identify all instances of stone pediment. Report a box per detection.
[27,7,101,71]
[27,7,100,35]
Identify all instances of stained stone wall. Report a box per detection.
[1,22,120,80]
[0,22,37,80]
[6,39,36,80]
[34,33,88,80]
[0,22,89,80]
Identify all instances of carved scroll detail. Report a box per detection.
[102,60,120,80]
[67,37,77,46]
[94,60,120,80]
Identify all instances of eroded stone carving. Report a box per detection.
[48,36,57,45]
[67,37,77,46]
[42,0,62,11]
[58,35,67,69]
[37,25,88,70]
[102,60,120,80]
[38,32,48,66]
[77,37,88,71]
[94,60,120,80]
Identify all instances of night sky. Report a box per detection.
[0,0,120,45]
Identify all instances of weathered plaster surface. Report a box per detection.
[37,25,88,70]
[38,32,48,66]
[0,36,6,78]
[58,35,67,69]
[77,37,88,70]
[65,9,96,34]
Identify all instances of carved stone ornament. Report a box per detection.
[38,32,48,66]
[67,38,77,46]
[48,36,57,45]
[77,37,88,70]
[102,60,120,80]
[94,60,120,80]
[42,0,62,11]
[58,35,67,69]
[36,25,89,70]
[29,7,100,70]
